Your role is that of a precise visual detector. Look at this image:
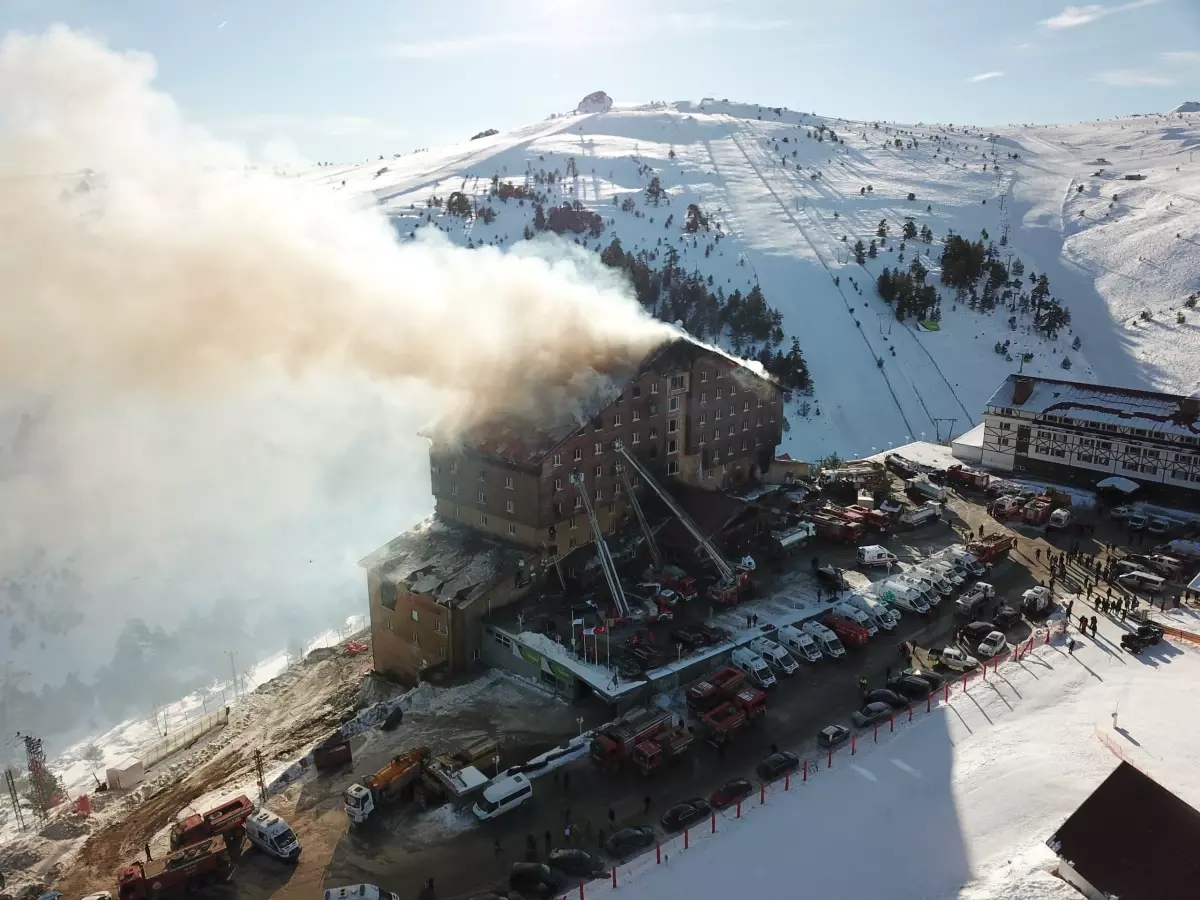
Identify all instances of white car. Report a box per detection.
[976,632,1007,660]
[1110,505,1137,520]
[938,647,980,671]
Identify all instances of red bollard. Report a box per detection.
[995,656,1001,674]
[684,828,690,850]
[983,661,988,680]
[851,734,856,755]
[736,800,742,818]
[711,811,716,833]
[760,783,765,804]
[926,693,932,713]
[944,683,950,703]
[656,843,661,864]
[962,673,968,693]
[874,720,879,742]
[889,713,895,733]
[785,771,790,791]
[611,868,616,888]
[803,759,808,781]
[580,881,585,900]
[828,745,833,767]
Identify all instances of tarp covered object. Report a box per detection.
[1096,476,1140,494]
[105,757,144,790]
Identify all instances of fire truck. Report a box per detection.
[967,533,1016,564]
[169,795,254,851]
[808,512,864,543]
[685,666,746,714]
[591,708,687,770]
[631,723,694,775]
[116,836,233,900]
[700,688,766,746]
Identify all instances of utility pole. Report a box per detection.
[5,767,25,831]
[253,749,267,802]
[932,418,959,443]
[225,650,239,702]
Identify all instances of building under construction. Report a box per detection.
[362,336,786,689]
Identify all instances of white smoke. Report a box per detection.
[0,27,673,710]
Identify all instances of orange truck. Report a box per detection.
[631,723,694,775]
[700,688,767,746]
[169,795,254,851]
[967,533,1016,564]
[590,708,680,770]
[686,666,746,714]
[117,835,233,900]
[823,613,870,648]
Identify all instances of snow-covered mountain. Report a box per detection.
[1170,101,1200,114]
[304,100,1200,459]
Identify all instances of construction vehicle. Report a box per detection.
[967,533,1016,564]
[590,707,679,770]
[685,665,746,714]
[905,477,947,503]
[899,502,942,528]
[700,688,766,746]
[618,448,754,606]
[344,748,430,824]
[169,795,254,851]
[631,722,694,775]
[116,836,233,900]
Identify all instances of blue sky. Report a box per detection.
[2,0,1197,161]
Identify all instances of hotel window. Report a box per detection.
[670,375,684,391]
[700,412,707,425]
[743,401,750,413]
[569,516,578,529]
[741,440,748,452]
[728,425,735,437]
[477,490,486,503]
[505,499,514,513]
[650,381,659,394]
[554,477,562,492]
[449,461,458,474]
[479,514,488,526]
[632,431,640,444]
[667,439,678,454]
[450,482,458,496]
[507,524,516,537]
[668,419,678,433]
[716,368,725,378]
[650,427,658,440]
[504,476,514,490]
[594,442,603,456]
[633,410,641,422]
[716,388,724,400]
[573,448,583,462]
[700,371,709,383]
[595,465,603,478]
[552,453,562,467]
[613,413,622,426]
[477,468,485,481]
[669,397,679,412]
[632,386,641,398]
[554,502,562,516]
[595,488,603,501]
[667,461,680,475]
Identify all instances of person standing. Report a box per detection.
[643,795,652,816]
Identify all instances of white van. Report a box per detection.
[801,620,846,659]
[245,810,302,861]
[907,566,954,597]
[749,638,799,676]
[776,625,822,662]
[857,545,899,568]
[732,647,778,688]
[878,581,930,615]
[941,546,987,577]
[324,888,400,900]
[846,594,898,631]
[923,559,965,587]
[472,773,533,821]
[832,601,878,636]
[894,573,941,606]
[1118,570,1165,594]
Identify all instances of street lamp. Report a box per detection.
[492,754,501,777]
[576,717,584,736]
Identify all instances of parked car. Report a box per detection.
[957,620,998,645]
[670,627,706,650]
[660,799,712,832]
[709,778,753,810]
[851,702,893,727]
[817,725,851,749]
[886,675,932,700]
[993,606,1022,630]
[976,631,1008,659]
[937,647,980,672]
[605,826,656,857]
[755,751,801,781]
[1110,505,1137,520]
[510,863,568,898]
[905,669,945,690]
[863,688,908,709]
[1128,514,1149,531]
[1121,632,1153,654]
[547,850,607,880]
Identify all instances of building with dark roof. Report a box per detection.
[981,374,1200,504]
[1047,761,1200,900]
[427,336,784,551]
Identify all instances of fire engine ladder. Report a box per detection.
[570,473,630,617]
[617,447,736,584]
[619,466,662,571]
[540,540,568,593]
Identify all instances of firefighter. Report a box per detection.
[858,675,869,696]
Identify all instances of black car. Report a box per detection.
[816,564,851,591]
[886,675,932,700]
[863,688,908,709]
[699,624,731,645]
[605,826,656,857]
[851,702,893,727]
[1135,623,1164,644]
[709,778,754,810]
[993,606,1022,630]
[547,849,607,880]
[905,668,945,690]
[1121,632,1153,654]
[957,621,998,645]
[817,724,851,749]
[755,750,800,781]
[510,863,567,897]
[670,628,706,650]
[660,799,712,832]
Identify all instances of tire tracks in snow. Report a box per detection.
[711,128,917,440]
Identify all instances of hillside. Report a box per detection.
[306,100,1200,459]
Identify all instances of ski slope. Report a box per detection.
[309,102,1200,459]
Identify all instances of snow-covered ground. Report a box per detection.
[309,103,1200,460]
[573,606,1200,900]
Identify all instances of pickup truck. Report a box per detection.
[955,582,995,616]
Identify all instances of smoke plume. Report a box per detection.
[0,27,672,723]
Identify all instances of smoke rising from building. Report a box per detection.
[0,27,671,730]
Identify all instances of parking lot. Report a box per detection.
[279,480,1075,900]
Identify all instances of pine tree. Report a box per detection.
[868,239,878,259]
[876,219,889,238]
[854,240,866,264]
[534,203,546,230]
[903,220,918,240]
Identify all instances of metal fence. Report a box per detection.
[140,706,230,770]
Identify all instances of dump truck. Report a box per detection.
[343,748,430,824]
[116,836,233,900]
[631,723,694,775]
[700,688,766,746]
[967,533,1016,564]
[899,502,942,528]
[685,665,746,714]
[590,708,678,769]
[169,795,254,851]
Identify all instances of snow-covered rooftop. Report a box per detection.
[986,374,1200,439]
